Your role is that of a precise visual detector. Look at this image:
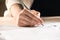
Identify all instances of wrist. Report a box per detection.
[10,3,24,18]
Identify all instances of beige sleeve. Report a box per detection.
[6,0,34,10]
[4,0,34,17]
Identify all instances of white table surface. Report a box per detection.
[0,16,60,40]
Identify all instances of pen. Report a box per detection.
[21,0,44,26]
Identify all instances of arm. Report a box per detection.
[5,0,34,17]
[5,0,34,9]
[5,0,44,27]
[10,3,23,18]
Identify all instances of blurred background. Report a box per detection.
[0,0,60,17]
[0,0,6,17]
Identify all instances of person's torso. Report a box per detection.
[31,0,60,16]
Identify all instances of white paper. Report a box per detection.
[0,22,60,40]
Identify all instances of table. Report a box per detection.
[0,16,60,25]
[0,17,15,25]
[0,16,60,40]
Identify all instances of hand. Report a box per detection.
[15,9,44,27]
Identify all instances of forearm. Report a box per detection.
[5,0,34,17]
[10,3,23,18]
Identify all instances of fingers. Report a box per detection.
[22,9,43,24]
[17,9,44,27]
[31,10,40,17]
[19,13,38,26]
[30,10,44,24]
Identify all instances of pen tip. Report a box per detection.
[41,24,44,26]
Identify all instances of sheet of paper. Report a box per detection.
[0,22,60,40]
